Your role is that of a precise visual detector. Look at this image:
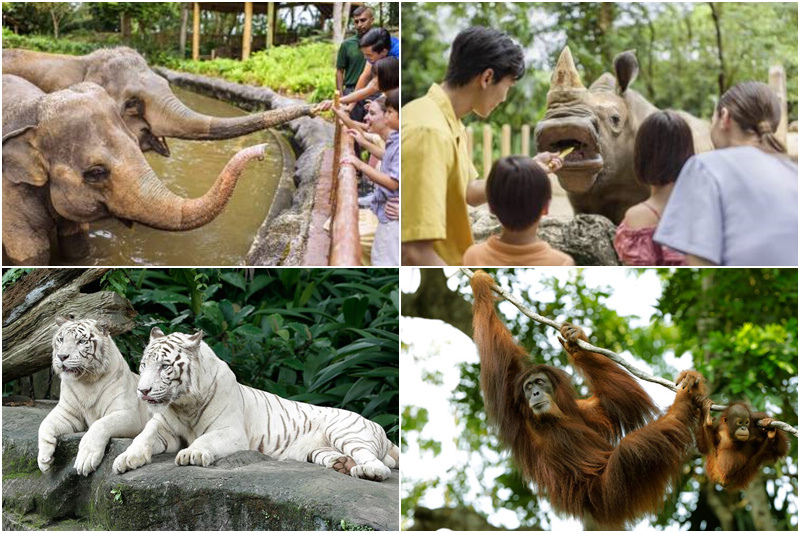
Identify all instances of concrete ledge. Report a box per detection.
[3,404,399,531]
[152,67,334,266]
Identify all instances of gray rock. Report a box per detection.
[469,205,621,266]
[3,404,398,531]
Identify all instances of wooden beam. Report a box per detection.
[769,65,788,146]
[242,2,253,60]
[267,2,275,49]
[192,2,200,61]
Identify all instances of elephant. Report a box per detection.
[534,47,713,224]
[2,74,266,266]
[3,47,326,157]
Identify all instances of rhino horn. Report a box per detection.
[547,46,587,106]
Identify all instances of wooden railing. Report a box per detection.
[467,124,532,178]
[328,91,361,266]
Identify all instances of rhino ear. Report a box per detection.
[614,50,639,95]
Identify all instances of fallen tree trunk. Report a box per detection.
[2,269,137,384]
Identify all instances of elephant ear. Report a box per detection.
[2,124,48,187]
[613,50,639,95]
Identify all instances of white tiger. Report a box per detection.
[38,317,150,475]
[113,328,399,481]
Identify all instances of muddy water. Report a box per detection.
[59,86,288,266]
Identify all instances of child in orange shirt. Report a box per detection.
[463,156,574,266]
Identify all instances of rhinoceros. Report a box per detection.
[535,46,713,224]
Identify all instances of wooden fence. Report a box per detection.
[468,65,795,177]
[328,91,361,266]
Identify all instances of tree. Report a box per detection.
[331,1,351,47]
[32,2,74,39]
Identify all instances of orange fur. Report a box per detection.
[697,401,789,490]
[470,270,706,529]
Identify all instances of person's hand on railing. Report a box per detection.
[332,106,348,122]
[385,197,399,221]
[341,154,365,171]
[346,128,367,145]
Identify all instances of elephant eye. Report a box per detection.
[124,98,143,115]
[83,166,109,183]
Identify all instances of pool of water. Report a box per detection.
[58,86,288,266]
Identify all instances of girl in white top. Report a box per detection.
[655,81,798,266]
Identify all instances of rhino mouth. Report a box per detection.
[535,119,604,192]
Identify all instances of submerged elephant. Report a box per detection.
[535,47,713,224]
[3,47,322,157]
[2,74,266,265]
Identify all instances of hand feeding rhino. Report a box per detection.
[535,47,713,224]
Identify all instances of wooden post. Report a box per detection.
[242,2,253,60]
[267,2,275,49]
[521,125,530,156]
[769,65,788,146]
[482,125,493,178]
[329,133,361,266]
[192,2,200,61]
[501,124,511,157]
[331,90,342,206]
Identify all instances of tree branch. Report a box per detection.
[459,268,798,438]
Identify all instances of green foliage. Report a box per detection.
[1,268,32,291]
[172,42,337,101]
[1,26,104,54]
[402,2,798,131]
[1,26,336,101]
[656,269,798,418]
[102,269,398,442]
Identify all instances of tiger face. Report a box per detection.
[137,328,203,406]
[52,317,109,380]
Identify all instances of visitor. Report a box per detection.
[341,90,400,266]
[613,110,692,266]
[336,6,373,123]
[462,156,573,266]
[401,26,561,265]
[654,81,798,266]
[340,52,399,106]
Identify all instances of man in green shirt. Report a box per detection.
[336,6,373,123]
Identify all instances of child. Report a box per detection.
[342,89,399,266]
[462,156,574,266]
[614,110,692,266]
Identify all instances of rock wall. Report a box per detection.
[153,67,334,266]
[3,403,399,531]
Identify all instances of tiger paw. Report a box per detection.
[38,453,54,473]
[113,447,150,474]
[350,462,391,482]
[330,455,357,475]
[175,448,214,467]
[74,441,105,476]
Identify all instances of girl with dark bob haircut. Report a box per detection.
[614,110,694,266]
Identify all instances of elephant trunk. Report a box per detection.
[117,144,266,231]
[150,93,312,140]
